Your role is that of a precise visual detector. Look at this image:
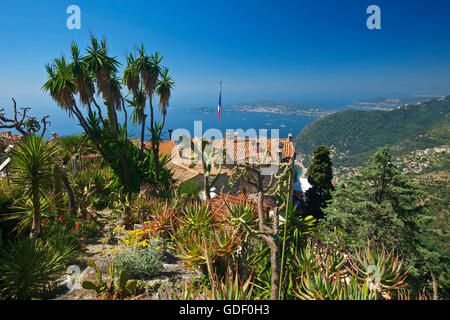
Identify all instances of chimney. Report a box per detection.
[288,133,293,142]
[168,129,173,140]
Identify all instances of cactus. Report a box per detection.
[81,260,108,296]
[81,260,137,299]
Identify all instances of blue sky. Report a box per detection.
[1,0,450,114]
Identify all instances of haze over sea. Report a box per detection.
[20,98,350,140]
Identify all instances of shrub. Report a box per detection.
[113,242,163,280]
[0,238,66,299]
[45,231,83,265]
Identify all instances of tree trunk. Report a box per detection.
[430,268,439,300]
[30,190,41,242]
[202,157,211,205]
[267,238,280,300]
[140,113,146,159]
[256,171,281,300]
[55,165,76,216]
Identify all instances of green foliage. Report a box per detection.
[9,136,57,195]
[45,231,83,265]
[112,244,164,280]
[0,238,66,299]
[305,145,334,219]
[178,201,216,234]
[57,134,95,160]
[1,193,58,237]
[295,97,450,167]
[292,239,408,300]
[81,260,138,299]
[323,147,437,294]
[9,135,59,239]
[178,180,201,200]
[169,266,253,300]
[349,242,408,293]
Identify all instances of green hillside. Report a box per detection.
[295,96,450,167]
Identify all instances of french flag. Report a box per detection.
[217,81,222,120]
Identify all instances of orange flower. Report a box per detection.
[58,215,64,221]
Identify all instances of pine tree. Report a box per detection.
[305,145,334,219]
[323,147,439,295]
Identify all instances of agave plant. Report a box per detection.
[212,226,242,258]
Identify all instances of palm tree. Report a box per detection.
[156,67,174,128]
[9,135,58,241]
[126,88,147,158]
[153,67,175,178]
[134,46,165,179]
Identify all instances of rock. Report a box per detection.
[79,258,112,284]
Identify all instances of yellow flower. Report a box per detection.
[111,248,117,252]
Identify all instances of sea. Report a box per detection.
[44,106,322,141]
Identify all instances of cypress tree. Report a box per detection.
[305,145,334,219]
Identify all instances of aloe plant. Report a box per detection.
[294,271,376,300]
[178,201,216,234]
[169,266,254,300]
[348,242,409,299]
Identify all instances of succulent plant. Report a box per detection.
[348,242,408,298]
[81,260,137,299]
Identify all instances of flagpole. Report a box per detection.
[220,81,223,135]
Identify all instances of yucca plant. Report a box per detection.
[1,193,58,237]
[45,231,82,265]
[0,238,66,299]
[9,135,59,241]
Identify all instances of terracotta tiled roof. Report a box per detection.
[130,139,177,156]
[210,193,273,220]
[144,140,177,155]
[166,161,200,186]
[201,137,294,165]
[0,131,23,142]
